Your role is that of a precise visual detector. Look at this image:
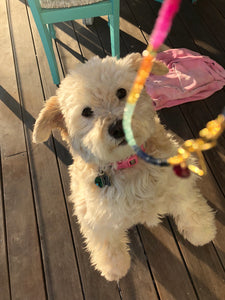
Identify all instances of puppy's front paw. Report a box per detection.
[182,221,216,246]
[177,209,216,246]
[99,250,131,281]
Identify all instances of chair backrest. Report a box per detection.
[32,0,115,25]
[28,0,120,84]
[40,0,103,9]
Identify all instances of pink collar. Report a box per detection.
[115,145,144,170]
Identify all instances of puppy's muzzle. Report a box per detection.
[108,119,125,140]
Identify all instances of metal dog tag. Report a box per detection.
[95,172,111,188]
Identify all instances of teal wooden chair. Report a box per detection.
[27,0,120,85]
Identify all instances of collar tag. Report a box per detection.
[115,145,145,170]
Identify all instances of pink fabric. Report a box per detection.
[145,48,225,110]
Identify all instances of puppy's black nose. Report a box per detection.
[108,119,125,139]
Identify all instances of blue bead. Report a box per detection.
[222,107,225,117]
[133,146,169,167]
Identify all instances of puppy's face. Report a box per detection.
[33,53,160,165]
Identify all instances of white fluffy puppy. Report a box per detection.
[33,53,216,281]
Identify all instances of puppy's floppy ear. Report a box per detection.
[33,96,67,143]
[122,52,168,75]
[121,52,142,71]
[151,60,169,75]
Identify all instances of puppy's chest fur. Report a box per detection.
[69,132,182,227]
[69,146,175,226]
[101,162,163,201]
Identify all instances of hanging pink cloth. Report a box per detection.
[145,48,225,110]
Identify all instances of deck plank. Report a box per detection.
[119,0,147,55]
[7,0,84,299]
[178,0,225,66]
[1,0,47,298]
[0,152,11,300]
[54,21,85,72]
[119,227,160,300]
[211,0,225,19]
[138,222,198,300]
[2,153,47,300]
[73,19,106,59]
[0,0,26,157]
[197,0,225,53]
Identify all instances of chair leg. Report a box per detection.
[28,0,60,84]
[37,24,60,84]
[109,0,120,58]
[48,24,56,39]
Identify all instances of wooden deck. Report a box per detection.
[1,0,225,299]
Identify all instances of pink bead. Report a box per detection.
[150,0,181,50]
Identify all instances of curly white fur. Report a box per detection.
[33,53,216,281]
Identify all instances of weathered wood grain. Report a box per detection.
[2,153,46,300]
[0,151,11,300]
[7,0,84,299]
[0,0,26,157]
[0,0,46,298]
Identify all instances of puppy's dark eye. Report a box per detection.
[116,88,127,100]
[82,107,93,117]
